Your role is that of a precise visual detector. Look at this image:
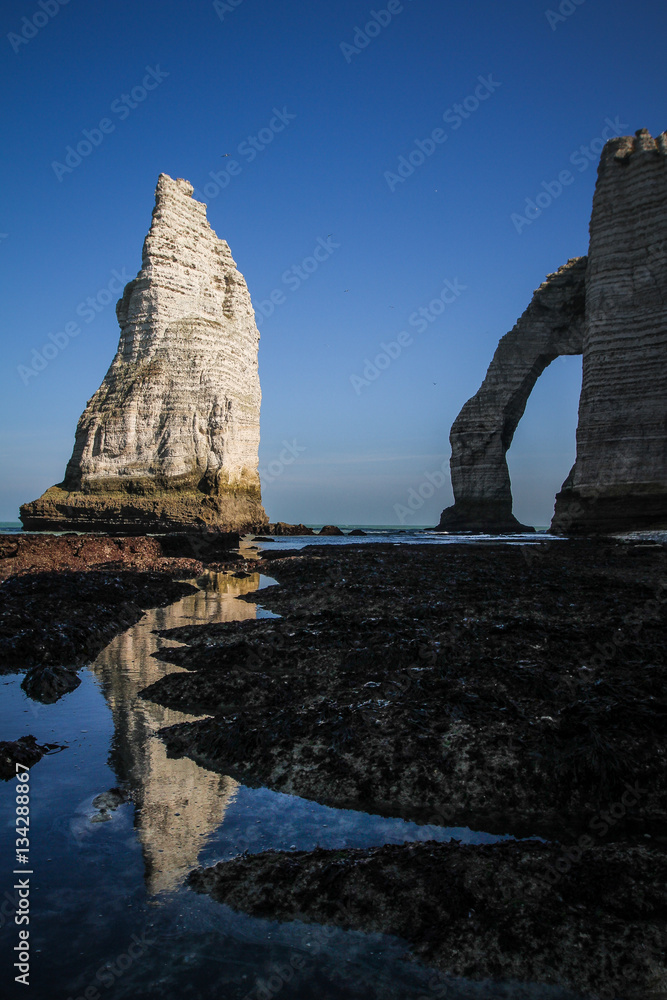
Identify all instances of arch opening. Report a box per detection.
[506,355,582,530]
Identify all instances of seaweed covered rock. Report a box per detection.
[189,840,667,999]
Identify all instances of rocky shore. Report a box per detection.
[138,538,667,998]
[151,540,667,837]
[0,531,244,702]
[2,531,665,995]
[0,531,240,581]
[189,840,666,999]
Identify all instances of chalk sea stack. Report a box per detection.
[438,129,667,535]
[21,174,267,534]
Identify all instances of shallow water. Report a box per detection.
[252,527,554,554]
[0,569,586,999]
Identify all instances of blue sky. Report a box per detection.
[1,0,665,526]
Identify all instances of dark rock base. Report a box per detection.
[436,500,535,533]
[551,487,667,534]
[149,541,667,838]
[0,570,196,676]
[19,485,268,535]
[0,735,63,780]
[189,840,667,999]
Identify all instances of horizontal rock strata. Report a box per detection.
[20,173,267,533]
[552,129,667,533]
[440,129,667,534]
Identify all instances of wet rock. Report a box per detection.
[0,735,64,780]
[90,787,129,823]
[157,532,240,563]
[0,571,197,678]
[347,529,367,536]
[150,542,667,838]
[257,548,302,561]
[0,533,205,582]
[21,665,81,704]
[271,523,315,536]
[189,839,667,999]
[318,525,344,535]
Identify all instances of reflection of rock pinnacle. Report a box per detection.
[91,572,260,895]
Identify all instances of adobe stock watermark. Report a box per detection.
[213,0,245,21]
[545,0,586,31]
[340,0,415,63]
[384,75,501,191]
[535,780,647,891]
[51,66,169,181]
[350,277,466,394]
[254,236,340,327]
[7,0,71,54]
[259,441,306,484]
[393,461,449,523]
[193,107,296,203]
[511,117,629,233]
[241,894,387,1000]
[17,268,131,385]
[65,931,155,1000]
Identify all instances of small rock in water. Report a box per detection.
[0,735,63,780]
[90,787,129,823]
[21,665,81,704]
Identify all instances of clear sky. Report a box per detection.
[1,0,665,527]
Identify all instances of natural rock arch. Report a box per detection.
[438,129,667,535]
[438,258,586,533]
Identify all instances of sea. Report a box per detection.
[0,521,549,545]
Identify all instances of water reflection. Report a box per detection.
[91,571,261,895]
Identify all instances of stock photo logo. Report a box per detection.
[259,440,306,484]
[7,0,71,54]
[393,462,450,523]
[350,277,466,394]
[511,117,629,233]
[545,0,587,31]
[340,0,416,63]
[4,3,667,999]
[254,236,340,327]
[384,75,501,191]
[193,107,296,202]
[17,269,131,385]
[213,0,246,22]
[51,67,169,181]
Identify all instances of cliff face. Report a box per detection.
[552,130,667,533]
[438,129,667,535]
[21,174,267,533]
[438,258,586,533]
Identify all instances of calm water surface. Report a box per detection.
[0,555,584,999]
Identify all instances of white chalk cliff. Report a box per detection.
[21,173,267,533]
